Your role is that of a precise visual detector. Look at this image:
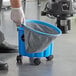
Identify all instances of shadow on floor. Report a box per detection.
[15,60,53,76]
[0,49,18,53]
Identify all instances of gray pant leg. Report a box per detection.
[0,0,5,45]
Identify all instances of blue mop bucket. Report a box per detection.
[18,20,62,57]
[22,20,62,53]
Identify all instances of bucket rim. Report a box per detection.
[22,19,62,36]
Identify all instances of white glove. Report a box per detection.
[11,7,25,26]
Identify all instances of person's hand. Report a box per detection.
[11,7,25,26]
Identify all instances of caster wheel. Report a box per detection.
[16,55,22,64]
[58,26,68,34]
[62,26,68,34]
[46,55,54,61]
[67,20,71,30]
[33,58,41,65]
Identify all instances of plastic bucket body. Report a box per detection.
[18,27,54,57]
